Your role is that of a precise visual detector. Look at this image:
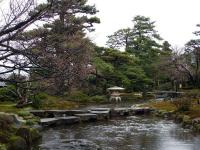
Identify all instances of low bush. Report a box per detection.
[89,95,107,103]
[17,111,31,117]
[68,91,90,102]
[0,85,18,102]
[183,89,200,99]
[0,144,6,150]
[31,92,48,109]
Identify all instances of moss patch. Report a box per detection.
[8,136,27,150]
[145,101,177,112]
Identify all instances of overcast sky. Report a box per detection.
[87,0,200,48]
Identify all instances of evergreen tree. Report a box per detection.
[106,28,133,50]
[23,0,100,95]
[127,15,162,63]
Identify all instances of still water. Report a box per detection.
[39,116,200,150]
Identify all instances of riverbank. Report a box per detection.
[144,100,200,132]
[0,112,42,150]
[0,98,79,150]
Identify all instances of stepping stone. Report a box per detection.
[56,116,80,125]
[45,110,88,117]
[112,108,130,116]
[90,108,111,112]
[132,107,152,115]
[40,118,58,126]
[89,110,110,120]
[74,113,97,122]
[65,110,89,116]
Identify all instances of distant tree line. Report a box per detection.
[0,1,200,104]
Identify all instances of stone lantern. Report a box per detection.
[107,86,125,102]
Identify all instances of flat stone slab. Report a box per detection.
[47,110,87,113]
[30,110,46,113]
[66,110,89,115]
[90,108,111,111]
[111,108,131,116]
[40,116,81,126]
[132,107,152,115]
[40,118,58,126]
[89,111,110,120]
[74,113,97,122]
[90,111,110,114]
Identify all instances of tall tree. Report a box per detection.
[24,0,100,95]
[177,24,200,88]
[127,15,162,61]
[106,28,132,50]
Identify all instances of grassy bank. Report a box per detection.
[144,97,200,132]
[146,99,200,118]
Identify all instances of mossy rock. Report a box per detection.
[30,128,42,141]
[0,114,15,130]
[182,115,192,127]
[8,136,27,150]
[0,131,11,143]
[0,144,6,150]
[194,124,200,132]
[154,110,171,118]
[16,126,41,146]
[175,114,184,123]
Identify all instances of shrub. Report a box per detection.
[0,144,6,150]
[32,98,43,109]
[0,85,17,102]
[68,91,89,102]
[31,92,48,109]
[172,98,192,112]
[17,111,31,117]
[183,89,200,99]
[25,118,39,126]
[89,95,107,103]
[34,93,48,100]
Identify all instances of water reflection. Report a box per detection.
[39,116,200,150]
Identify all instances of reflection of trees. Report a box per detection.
[169,126,194,141]
[41,118,200,150]
[132,134,160,150]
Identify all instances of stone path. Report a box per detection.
[30,107,152,127]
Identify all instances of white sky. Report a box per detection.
[87,0,200,48]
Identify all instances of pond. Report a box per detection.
[38,116,200,150]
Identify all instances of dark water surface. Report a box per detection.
[39,116,200,150]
